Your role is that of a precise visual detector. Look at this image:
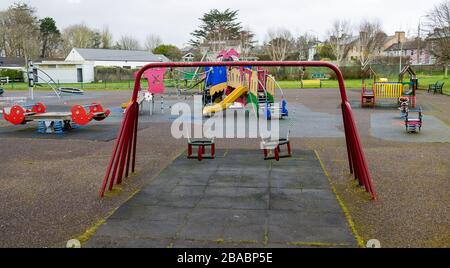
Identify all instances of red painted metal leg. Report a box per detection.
[287,142,292,156]
[211,144,215,158]
[198,146,203,161]
[188,144,193,157]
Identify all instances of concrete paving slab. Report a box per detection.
[371,112,450,142]
[86,149,358,248]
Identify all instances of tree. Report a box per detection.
[240,28,256,58]
[0,11,7,57]
[295,33,318,60]
[62,24,99,54]
[318,43,336,60]
[190,9,243,51]
[39,17,61,58]
[116,35,141,50]
[100,26,113,49]
[425,0,450,78]
[144,34,162,52]
[358,20,387,69]
[327,20,353,66]
[153,44,182,61]
[1,3,40,63]
[264,28,294,61]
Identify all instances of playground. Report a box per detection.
[0,58,449,248]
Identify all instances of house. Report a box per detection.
[35,48,170,83]
[343,31,408,64]
[383,39,434,65]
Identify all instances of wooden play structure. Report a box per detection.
[2,102,110,134]
[361,65,418,108]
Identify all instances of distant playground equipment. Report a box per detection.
[122,67,167,115]
[399,96,410,119]
[202,50,288,120]
[2,102,110,134]
[262,131,292,161]
[187,138,216,161]
[405,108,423,133]
[361,65,418,108]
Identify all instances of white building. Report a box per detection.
[35,48,170,83]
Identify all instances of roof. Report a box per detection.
[72,48,170,62]
[384,40,426,51]
[0,57,25,68]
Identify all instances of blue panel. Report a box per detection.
[206,66,227,87]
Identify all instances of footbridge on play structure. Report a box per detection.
[99,61,377,200]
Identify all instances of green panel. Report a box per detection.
[267,92,275,103]
[247,92,259,116]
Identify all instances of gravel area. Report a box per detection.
[0,88,448,248]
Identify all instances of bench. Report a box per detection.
[301,79,322,88]
[428,81,444,94]
[311,73,327,80]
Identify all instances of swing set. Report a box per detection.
[100,61,377,200]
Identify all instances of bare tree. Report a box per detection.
[1,3,40,63]
[62,24,98,54]
[0,11,7,57]
[100,26,113,49]
[327,20,353,66]
[116,35,141,50]
[358,19,387,69]
[264,28,294,61]
[144,34,162,52]
[425,0,450,78]
[295,33,318,60]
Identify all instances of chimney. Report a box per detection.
[395,31,406,43]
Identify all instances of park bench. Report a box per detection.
[311,73,327,80]
[428,81,444,94]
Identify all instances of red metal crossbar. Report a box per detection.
[99,61,377,200]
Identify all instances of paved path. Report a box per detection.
[86,149,358,248]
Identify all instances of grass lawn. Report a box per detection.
[2,75,449,95]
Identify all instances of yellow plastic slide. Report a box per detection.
[203,86,248,115]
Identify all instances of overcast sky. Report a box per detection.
[0,0,444,48]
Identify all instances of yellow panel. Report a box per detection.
[375,83,403,99]
[266,75,275,96]
[250,71,258,95]
[210,82,228,96]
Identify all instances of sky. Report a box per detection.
[0,0,444,48]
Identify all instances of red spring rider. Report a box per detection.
[71,103,111,125]
[3,103,46,125]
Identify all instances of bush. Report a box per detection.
[94,67,139,82]
[0,69,24,81]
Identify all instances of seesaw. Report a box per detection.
[3,102,110,134]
